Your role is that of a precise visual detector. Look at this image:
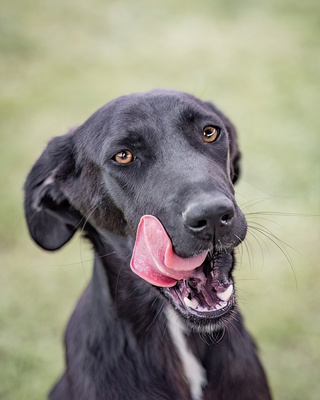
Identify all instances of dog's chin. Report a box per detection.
[160,251,236,333]
[174,303,236,334]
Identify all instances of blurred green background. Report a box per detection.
[1,0,319,399]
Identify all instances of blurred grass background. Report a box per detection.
[1,0,319,399]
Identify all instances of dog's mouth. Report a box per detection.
[161,251,234,321]
[130,215,236,326]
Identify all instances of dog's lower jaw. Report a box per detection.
[179,304,238,334]
[164,295,237,334]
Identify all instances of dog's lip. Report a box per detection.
[164,287,235,319]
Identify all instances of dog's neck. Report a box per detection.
[86,228,211,399]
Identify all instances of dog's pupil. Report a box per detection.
[205,128,214,137]
[115,150,133,163]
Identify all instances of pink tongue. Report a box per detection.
[130,215,208,287]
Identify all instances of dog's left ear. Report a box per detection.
[204,101,241,184]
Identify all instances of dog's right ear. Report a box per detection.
[24,133,83,251]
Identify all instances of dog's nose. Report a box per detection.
[182,194,235,239]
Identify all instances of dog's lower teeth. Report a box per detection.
[184,297,199,309]
[216,284,233,302]
[183,297,228,312]
[215,301,228,310]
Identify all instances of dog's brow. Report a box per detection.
[111,131,148,149]
[179,105,221,127]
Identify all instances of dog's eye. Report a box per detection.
[203,126,220,143]
[113,150,134,164]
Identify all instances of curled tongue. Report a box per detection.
[130,215,208,287]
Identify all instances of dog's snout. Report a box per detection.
[182,195,235,239]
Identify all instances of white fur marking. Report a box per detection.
[166,307,207,400]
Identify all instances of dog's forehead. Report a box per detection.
[104,91,222,144]
[115,90,216,122]
[77,90,225,162]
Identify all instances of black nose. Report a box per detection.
[182,194,235,239]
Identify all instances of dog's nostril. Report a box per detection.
[221,213,233,224]
[184,217,208,230]
[194,219,207,229]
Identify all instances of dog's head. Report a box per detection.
[24,89,247,332]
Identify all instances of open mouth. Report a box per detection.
[130,215,236,326]
[161,251,235,321]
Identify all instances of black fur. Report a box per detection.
[24,89,272,399]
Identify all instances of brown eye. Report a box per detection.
[203,126,220,143]
[114,150,134,164]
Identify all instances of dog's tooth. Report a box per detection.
[215,301,227,310]
[216,284,233,302]
[184,297,193,308]
[184,297,199,309]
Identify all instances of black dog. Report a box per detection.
[24,89,272,400]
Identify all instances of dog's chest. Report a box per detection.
[166,307,207,400]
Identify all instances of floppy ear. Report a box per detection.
[221,117,241,184]
[204,101,241,184]
[24,133,83,251]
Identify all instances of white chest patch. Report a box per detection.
[166,307,207,400]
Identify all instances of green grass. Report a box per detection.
[1,0,319,399]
